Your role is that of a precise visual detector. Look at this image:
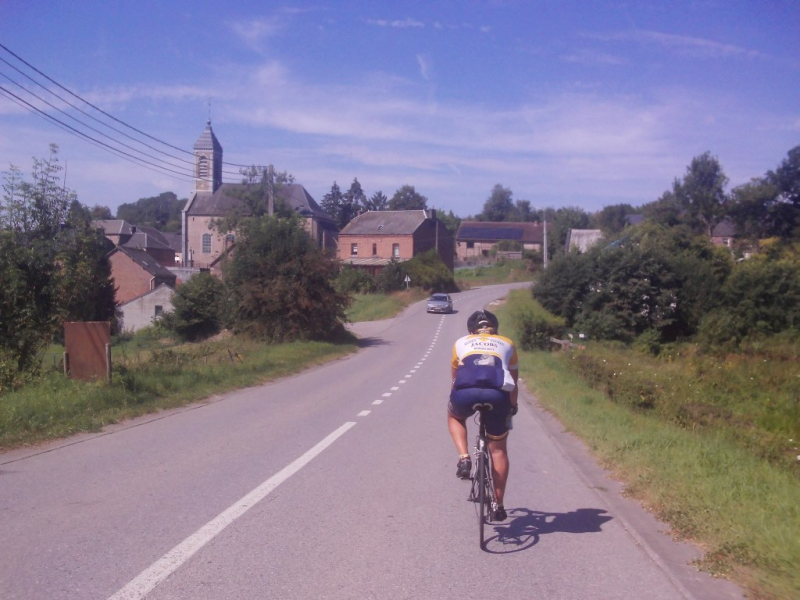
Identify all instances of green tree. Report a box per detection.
[388,185,428,211]
[766,145,800,238]
[364,190,388,211]
[480,184,514,221]
[321,181,347,228]
[433,207,461,236]
[672,152,729,237]
[89,205,113,220]
[511,199,534,222]
[729,178,777,240]
[341,178,366,225]
[596,203,635,236]
[699,259,800,344]
[116,191,186,232]
[1,147,116,385]
[159,272,226,341]
[224,215,349,341]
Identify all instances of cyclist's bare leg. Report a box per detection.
[488,438,509,505]
[447,412,469,455]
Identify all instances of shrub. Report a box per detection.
[159,272,226,342]
[335,266,375,294]
[517,313,566,351]
[401,250,456,291]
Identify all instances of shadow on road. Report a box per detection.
[355,336,392,348]
[483,507,613,554]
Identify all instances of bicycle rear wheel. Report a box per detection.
[477,446,487,545]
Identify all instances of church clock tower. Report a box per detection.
[193,120,222,194]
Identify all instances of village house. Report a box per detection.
[181,121,337,268]
[94,220,177,265]
[117,284,175,333]
[455,221,549,264]
[107,246,177,306]
[337,210,454,276]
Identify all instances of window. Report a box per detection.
[351,243,358,256]
[225,233,235,246]
[197,156,208,178]
[466,241,474,249]
[372,243,377,256]
[202,233,212,253]
[154,305,163,316]
[392,243,400,258]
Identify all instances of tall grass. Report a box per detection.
[496,289,800,599]
[0,337,357,449]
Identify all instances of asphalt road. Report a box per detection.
[0,283,743,600]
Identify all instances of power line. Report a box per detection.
[0,85,199,183]
[0,43,268,175]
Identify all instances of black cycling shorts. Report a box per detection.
[448,386,512,440]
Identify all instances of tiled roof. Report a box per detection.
[456,221,546,244]
[114,247,177,279]
[339,210,427,235]
[93,219,135,236]
[120,226,173,252]
[186,183,335,224]
[712,218,736,237]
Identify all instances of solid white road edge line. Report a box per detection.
[107,421,358,600]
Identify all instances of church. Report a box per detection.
[180,121,338,269]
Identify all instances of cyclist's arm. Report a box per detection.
[451,366,458,388]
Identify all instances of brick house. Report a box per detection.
[455,221,549,263]
[337,210,454,275]
[181,121,337,268]
[711,218,737,248]
[108,246,177,305]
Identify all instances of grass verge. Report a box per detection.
[1,336,357,450]
[455,259,537,288]
[346,288,428,322]
[495,289,799,600]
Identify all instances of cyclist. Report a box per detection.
[448,309,519,522]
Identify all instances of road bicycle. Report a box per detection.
[468,409,497,546]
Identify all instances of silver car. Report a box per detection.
[427,293,453,314]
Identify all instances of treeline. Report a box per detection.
[88,191,187,232]
[533,146,800,348]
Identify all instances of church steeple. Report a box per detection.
[193,120,223,193]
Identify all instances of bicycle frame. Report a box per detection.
[468,410,496,546]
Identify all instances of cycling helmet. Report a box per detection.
[467,309,499,334]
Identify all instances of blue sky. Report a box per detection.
[1,0,798,218]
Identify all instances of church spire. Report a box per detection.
[193,120,223,194]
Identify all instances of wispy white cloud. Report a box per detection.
[366,17,424,28]
[416,54,431,80]
[562,49,627,66]
[229,16,283,47]
[587,30,767,60]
